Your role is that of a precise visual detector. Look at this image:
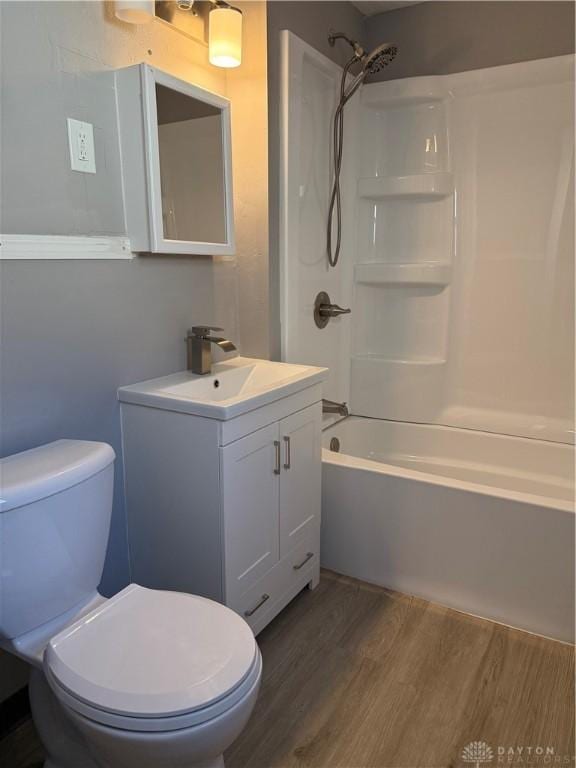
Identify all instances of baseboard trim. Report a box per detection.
[0,686,31,739]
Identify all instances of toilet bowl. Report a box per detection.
[0,440,261,768]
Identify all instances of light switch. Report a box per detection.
[67,118,96,174]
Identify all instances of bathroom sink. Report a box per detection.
[118,357,328,420]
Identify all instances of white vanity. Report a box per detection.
[118,357,327,634]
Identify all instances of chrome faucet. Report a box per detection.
[322,399,349,417]
[187,326,237,375]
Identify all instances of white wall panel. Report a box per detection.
[279,32,356,410]
[280,34,574,443]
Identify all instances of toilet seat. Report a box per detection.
[44,584,260,732]
[46,651,262,732]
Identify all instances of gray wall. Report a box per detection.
[267,1,366,359]
[364,1,575,81]
[0,257,215,589]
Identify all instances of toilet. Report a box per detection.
[0,439,261,768]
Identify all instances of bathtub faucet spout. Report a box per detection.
[322,399,349,417]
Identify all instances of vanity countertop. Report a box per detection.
[118,356,328,421]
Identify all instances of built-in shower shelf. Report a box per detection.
[361,76,448,108]
[358,172,453,200]
[355,262,451,286]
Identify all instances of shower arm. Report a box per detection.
[328,32,365,60]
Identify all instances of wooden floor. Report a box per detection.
[1,571,574,768]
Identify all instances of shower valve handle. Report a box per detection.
[314,291,351,329]
[319,302,351,318]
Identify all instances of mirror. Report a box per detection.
[155,84,227,245]
[116,64,235,256]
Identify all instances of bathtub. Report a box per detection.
[321,417,575,643]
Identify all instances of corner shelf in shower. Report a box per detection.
[358,172,453,200]
[354,262,451,287]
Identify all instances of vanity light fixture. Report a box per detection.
[114,0,154,24]
[209,1,243,68]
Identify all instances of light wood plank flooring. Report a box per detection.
[1,571,574,768]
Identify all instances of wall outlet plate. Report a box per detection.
[67,118,96,174]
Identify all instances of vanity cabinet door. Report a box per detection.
[279,404,322,558]
[221,423,280,602]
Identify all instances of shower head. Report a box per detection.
[339,41,399,106]
[329,34,398,100]
[328,32,398,75]
[363,42,398,75]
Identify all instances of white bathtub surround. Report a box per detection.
[281,35,574,445]
[321,418,575,643]
[355,55,575,442]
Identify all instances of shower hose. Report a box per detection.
[327,57,362,268]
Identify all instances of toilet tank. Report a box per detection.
[0,440,115,639]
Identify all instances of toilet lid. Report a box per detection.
[44,584,257,719]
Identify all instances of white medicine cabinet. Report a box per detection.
[116,64,235,256]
